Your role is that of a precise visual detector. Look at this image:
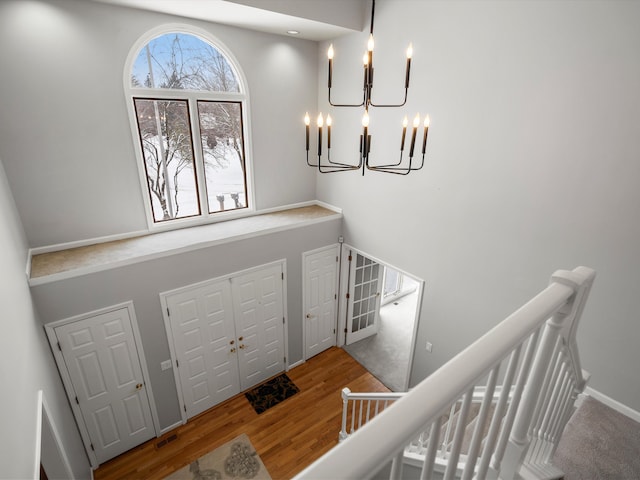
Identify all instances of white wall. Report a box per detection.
[30,219,342,430]
[0,160,90,478]
[317,0,640,411]
[0,0,318,248]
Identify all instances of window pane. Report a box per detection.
[197,101,247,213]
[133,98,200,222]
[131,33,240,92]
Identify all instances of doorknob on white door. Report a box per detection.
[306,313,314,318]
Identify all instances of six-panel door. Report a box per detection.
[166,280,241,419]
[304,246,338,359]
[232,264,285,391]
[166,263,285,418]
[54,308,154,464]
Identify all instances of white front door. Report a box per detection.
[54,308,154,464]
[304,246,338,359]
[165,280,240,419]
[232,264,285,390]
[346,251,384,345]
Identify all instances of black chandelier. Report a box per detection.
[305,0,430,175]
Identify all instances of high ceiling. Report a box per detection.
[88,0,367,41]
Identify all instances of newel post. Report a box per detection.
[339,388,351,441]
[499,267,595,479]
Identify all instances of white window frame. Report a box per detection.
[123,24,255,232]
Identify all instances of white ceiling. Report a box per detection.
[88,0,367,41]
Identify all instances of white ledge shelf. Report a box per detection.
[29,205,342,286]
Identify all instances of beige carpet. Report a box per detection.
[164,434,271,480]
[553,396,640,479]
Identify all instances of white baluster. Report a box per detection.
[462,367,499,480]
[420,417,442,480]
[489,328,540,478]
[389,448,405,480]
[443,388,473,480]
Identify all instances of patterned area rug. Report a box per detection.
[164,434,271,480]
[245,373,300,414]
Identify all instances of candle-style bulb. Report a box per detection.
[409,114,419,157]
[305,112,310,151]
[362,112,370,127]
[400,116,408,151]
[326,115,332,127]
[422,114,430,154]
[406,43,413,59]
[317,113,324,127]
[327,44,334,60]
[363,52,369,66]
[368,34,374,52]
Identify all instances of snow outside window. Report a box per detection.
[128,30,249,225]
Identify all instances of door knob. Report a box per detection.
[239,344,246,349]
[136,383,143,390]
[230,347,236,353]
[238,336,243,341]
[306,313,313,318]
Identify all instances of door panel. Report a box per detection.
[232,264,285,391]
[304,246,338,359]
[55,308,154,464]
[166,281,240,419]
[346,252,383,345]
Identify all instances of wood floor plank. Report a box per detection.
[93,347,389,480]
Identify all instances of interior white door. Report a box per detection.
[54,308,154,464]
[346,252,384,345]
[304,246,338,359]
[166,280,240,419]
[232,264,285,390]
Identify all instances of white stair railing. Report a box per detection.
[294,266,595,480]
[340,388,404,441]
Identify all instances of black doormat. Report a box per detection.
[245,373,300,414]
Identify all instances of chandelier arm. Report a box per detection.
[369,88,409,108]
[328,88,366,108]
[367,153,426,173]
[306,151,361,173]
[366,151,404,169]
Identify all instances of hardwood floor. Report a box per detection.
[94,347,389,480]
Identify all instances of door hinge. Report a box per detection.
[333,329,336,334]
[282,317,285,324]
[167,307,170,316]
[184,405,187,413]
[336,256,339,262]
[348,255,352,262]
[90,443,95,451]
[57,341,62,351]
[284,356,286,363]
[75,396,79,405]
[334,294,337,300]
[346,293,350,299]
[344,328,348,333]
[176,360,179,368]
[281,272,284,280]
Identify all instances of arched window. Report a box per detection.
[125,28,251,226]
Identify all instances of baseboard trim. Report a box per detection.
[287,359,304,371]
[584,387,640,423]
[159,420,184,436]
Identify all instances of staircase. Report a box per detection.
[294,266,596,480]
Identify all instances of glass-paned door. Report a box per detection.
[346,252,383,345]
